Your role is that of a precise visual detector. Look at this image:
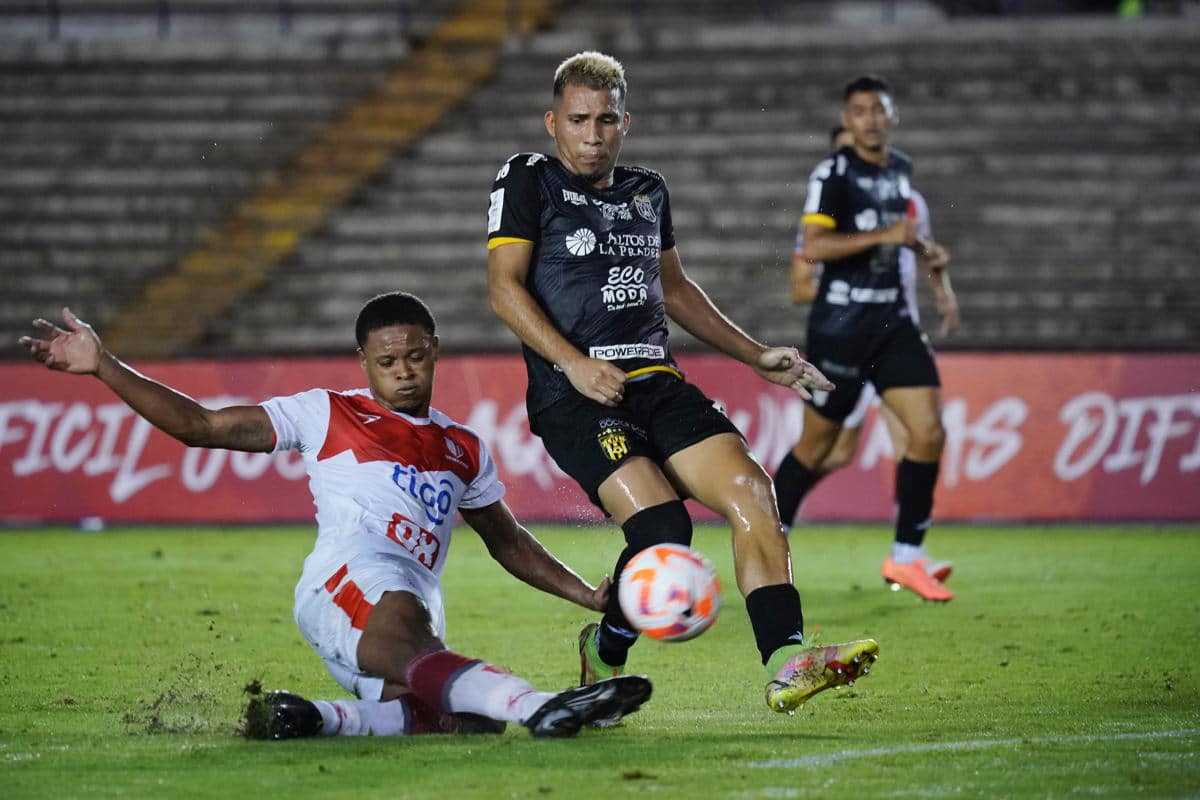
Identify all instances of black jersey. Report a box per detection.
[487,153,677,415]
[800,146,915,341]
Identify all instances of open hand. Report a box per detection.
[753,347,834,400]
[18,307,103,374]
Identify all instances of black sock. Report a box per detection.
[597,539,642,666]
[895,457,940,547]
[598,501,693,666]
[774,452,821,528]
[745,584,804,665]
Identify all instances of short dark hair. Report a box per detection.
[829,124,847,146]
[843,75,891,102]
[355,292,436,347]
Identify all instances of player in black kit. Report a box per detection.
[773,75,954,602]
[486,51,879,715]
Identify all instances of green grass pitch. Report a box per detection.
[1,523,1197,798]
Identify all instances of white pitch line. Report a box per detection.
[748,727,1200,769]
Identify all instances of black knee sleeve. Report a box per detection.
[621,499,694,551]
[610,500,694,606]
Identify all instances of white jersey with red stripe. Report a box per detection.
[261,388,506,587]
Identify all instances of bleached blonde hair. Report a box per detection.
[553,51,627,104]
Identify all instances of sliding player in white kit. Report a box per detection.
[19,292,651,739]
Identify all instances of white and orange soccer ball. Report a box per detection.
[618,543,722,642]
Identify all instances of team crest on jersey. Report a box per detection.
[597,427,630,462]
[633,194,656,223]
[444,436,469,468]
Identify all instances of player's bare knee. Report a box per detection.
[909,419,946,459]
[709,471,782,535]
[821,446,853,473]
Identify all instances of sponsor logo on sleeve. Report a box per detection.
[487,188,504,234]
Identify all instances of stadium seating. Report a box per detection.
[2,3,1197,356]
[0,26,412,351]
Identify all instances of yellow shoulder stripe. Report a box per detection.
[801,213,836,230]
[487,236,534,251]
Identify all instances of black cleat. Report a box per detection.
[522,675,652,739]
[242,690,324,740]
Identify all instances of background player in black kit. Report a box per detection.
[773,76,954,603]
[486,51,879,715]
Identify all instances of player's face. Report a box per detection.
[545,84,629,188]
[359,324,439,416]
[842,90,896,158]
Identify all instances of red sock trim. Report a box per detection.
[404,650,478,715]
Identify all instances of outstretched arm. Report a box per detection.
[660,248,834,400]
[20,307,275,452]
[460,501,608,612]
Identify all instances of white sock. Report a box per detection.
[313,698,409,736]
[445,662,555,724]
[891,542,925,564]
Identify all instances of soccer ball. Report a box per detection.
[618,543,722,642]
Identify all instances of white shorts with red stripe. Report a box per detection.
[293,549,445,701]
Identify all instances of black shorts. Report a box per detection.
[806,320,941,423]
[530,372,743,510]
